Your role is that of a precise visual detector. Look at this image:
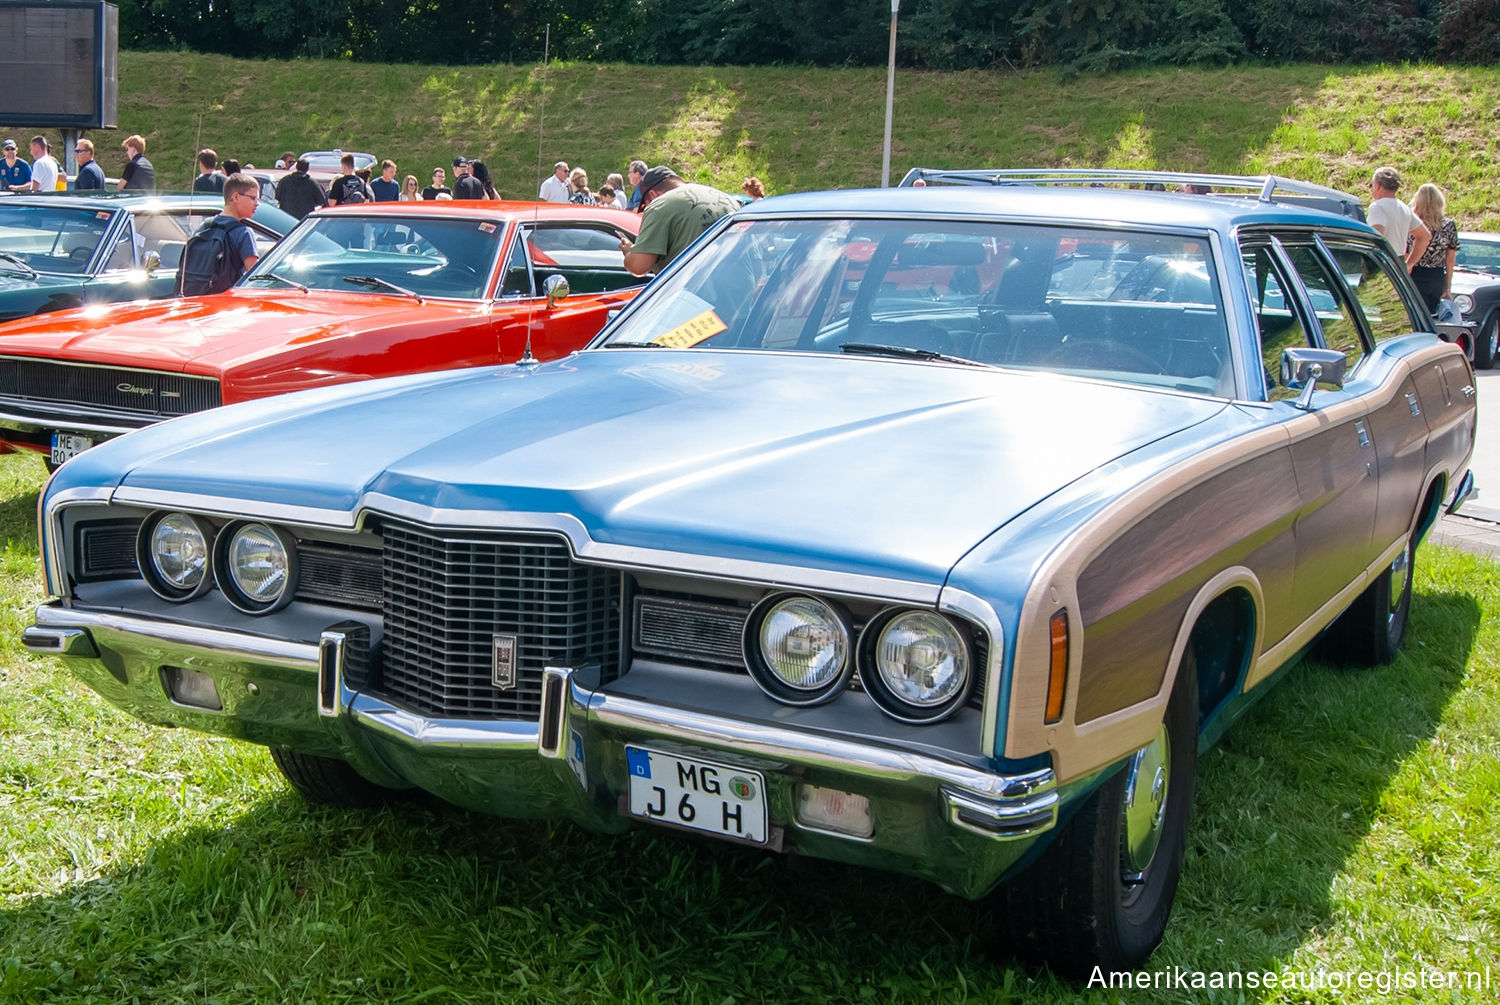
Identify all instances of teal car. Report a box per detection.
[0,193,295,322]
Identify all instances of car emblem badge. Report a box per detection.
[492,634,518,691]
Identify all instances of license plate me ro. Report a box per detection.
[50,432,93,466]
[626,746,767,845]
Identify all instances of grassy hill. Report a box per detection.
[5,53,1500,227]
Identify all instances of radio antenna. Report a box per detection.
[517,24,551,368]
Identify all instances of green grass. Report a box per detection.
[1,450,1497,1002]
[6,57,1500,226]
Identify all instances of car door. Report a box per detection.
[1267,235,1385,623]
[1319,237,1454,551]
[494,220,645,361]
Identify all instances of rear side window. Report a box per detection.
[1324,243,1429,343]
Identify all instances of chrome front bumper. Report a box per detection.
[27,603,1060,898]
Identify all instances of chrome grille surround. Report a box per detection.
[375,520,621,720]
[0,356,222,419]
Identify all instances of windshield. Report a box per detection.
[1455,237,1500,277]
[603,217,1233,395]
[0,204,115,275]
[244,214,505,298]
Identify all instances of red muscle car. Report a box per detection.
[0,202,645,467]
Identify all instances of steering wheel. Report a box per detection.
[69,247,94,264]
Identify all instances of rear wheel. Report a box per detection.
[268,746,409,808]
[1315,533,1414,667]
[1474,317,1499,370]
[995,653,1197,977]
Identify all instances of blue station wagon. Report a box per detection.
[25,173,1476,975]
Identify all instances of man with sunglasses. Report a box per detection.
[72,139,106,190]
[179,173,260,296]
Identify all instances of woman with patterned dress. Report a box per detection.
[1410,182,1459,314]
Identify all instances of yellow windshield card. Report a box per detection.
[653,310,727,348]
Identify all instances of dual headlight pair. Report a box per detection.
[747,594,974,723]
[137,512,297,613]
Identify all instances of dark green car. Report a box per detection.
[0,193,296,322]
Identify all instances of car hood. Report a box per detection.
[1450,269,1500,298]
[0,271,87,313]
[0,288,480,370]
[84,350,1228,587]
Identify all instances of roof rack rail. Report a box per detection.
[897,168,1365,221]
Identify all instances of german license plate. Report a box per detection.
[626,746,767,844]
[50,432,93,466]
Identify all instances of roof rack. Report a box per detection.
[897,168,1366,221]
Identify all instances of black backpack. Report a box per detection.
[178,217,249,296]
[341,176,367,203]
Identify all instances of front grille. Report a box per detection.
[634,595,748,668]
[0,357,221,418]
[296,543,382,610]
[76,518,141,581]
[375,520,620,720]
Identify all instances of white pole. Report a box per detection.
[880,0,899,187]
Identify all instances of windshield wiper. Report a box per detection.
[341,275,424,304]
[247,272,309,293]
[601,340,668,348]
[0,252,37,279]
[840,342,991,367]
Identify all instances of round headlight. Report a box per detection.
[216,522,296,613]
[1453,293,1474,316]
[864,611,971,722]
[137,512,211,601]
[746,595,851,704]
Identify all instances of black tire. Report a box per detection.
[1314,533,1414,667]
[995,652,1198,977]
[268,746,408,808]
[1474,317,1499,371]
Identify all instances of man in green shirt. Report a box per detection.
[620,166,741,276]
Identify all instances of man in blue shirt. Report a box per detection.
[371,159,400,201]
[1,139,30,192]
[72,139,106,190]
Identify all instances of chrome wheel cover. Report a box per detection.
[1120,724,1170,886]
[1387,544,1411,627]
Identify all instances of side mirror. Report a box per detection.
[142,250,162,275]
[1281,346,1348,411]
[543,273,570,309]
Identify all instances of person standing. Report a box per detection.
[179,173,261,296]
[0,139,30,192]
[538,161,570,202]
[118,135,155,192]
[453,158,486,199]
[605,172,628,209]
[28,136,60,192]
[371,159,400,202]
[469,161,500,200]
[72,139,106,190]
[1367,166,1429,272]
[328,153,367,205]
[422,167,451,201]
[1409,182,1459,314]
[567,167,595,205]
[619,166,741,276]
[193,149,226,194]
[400,174,421,201]
[625,159,648,210]
[274,157,328,220]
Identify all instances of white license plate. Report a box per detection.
[626,746,767,844]
[50,432,93,466]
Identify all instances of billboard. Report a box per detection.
[0,2,118,128]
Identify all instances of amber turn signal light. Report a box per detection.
[1045,610,1068,724]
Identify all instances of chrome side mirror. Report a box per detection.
[1282,346,1348,411]
[543,273,570,309]
[142,250,162,275]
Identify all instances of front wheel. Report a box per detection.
[1474,317,1498,371]
[995,652,1198,976]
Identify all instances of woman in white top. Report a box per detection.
[400,174,421,201]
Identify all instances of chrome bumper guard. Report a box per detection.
[27,603,1060,858]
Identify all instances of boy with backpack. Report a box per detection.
[178,173,261,296]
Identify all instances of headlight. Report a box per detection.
[745,595,851,704]
[137,512,211,601]
[862,611,971,722]
[1454,293,1474,316]
[215,522,297,613]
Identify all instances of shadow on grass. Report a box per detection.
[0,589,1479,1002]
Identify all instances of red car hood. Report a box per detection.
[0,289,484,373]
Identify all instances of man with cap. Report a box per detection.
[72,139,106,191]
[1,139,30,192]
[619,166,741,276]
[539,161,570,203]
[452,157,486,200]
